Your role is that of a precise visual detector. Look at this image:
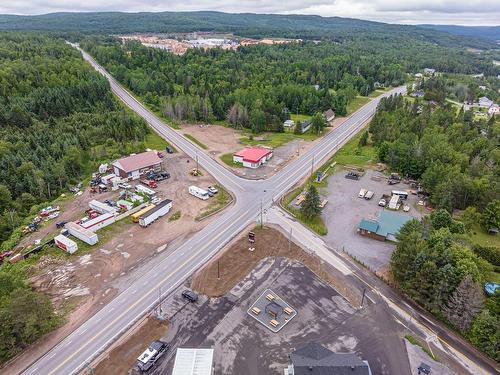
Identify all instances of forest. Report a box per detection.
[80,31,496,135]
[0,33,152,361]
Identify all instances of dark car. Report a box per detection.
[165,146,174,154]
[345,171,360,180]
[155,172,170,181]
[182,290,198,303]
[137,340,169,372]
[56,221,67,228]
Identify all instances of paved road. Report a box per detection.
[21,45,498,375]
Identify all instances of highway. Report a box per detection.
[21,45,498,375]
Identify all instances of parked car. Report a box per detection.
[165,146,173,154]
[207,186,218,195]
[182,290,198,303]
[345,171,360,180]
[378,199,387,207]
[403,205,410,212]
[104,199,116,207]
[137,340,170,372]
[118,182,132,189]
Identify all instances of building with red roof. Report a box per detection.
[233,147,273,168]
[112,151,163,179]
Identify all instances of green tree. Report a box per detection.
[250,108,266,133]
[0,185,12,213]
[358,131,369,147]
[460,207,481,232]
[469,310,500,361]
[301,185,322,220]
[311,112,326,135]
[430,209,452,230]
[482,200,500,230]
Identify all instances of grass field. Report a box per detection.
[220,153,244,168]
[240,130,318,148]
[144,132,175,152]
[347,96,371,115]
[470,224,500,248]
[290,113,311,122]
[184,134,208,150]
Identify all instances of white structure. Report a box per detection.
[233,147,273,169]
[139,199,172,227]
[136,184,156,197]
[388,195,401,210]
[172,348,214,375]
[423,68,435,75]
[189,186,209,200]
[65,222,98,245]
[89,200,118,215]
[54,235,78,254]
[488,104,499,116]
[283,119,295,130]
[414,72,423,78]
[80,212,116,232]
[117,200,134,210]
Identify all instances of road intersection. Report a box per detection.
[21,45,498,375]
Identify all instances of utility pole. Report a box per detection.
[260,199,263,229]
[361,288,366,307]
[288,227,292,252]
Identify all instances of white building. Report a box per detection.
[233,147,273,169]
[172,348,214,375]
[283,119,295,131]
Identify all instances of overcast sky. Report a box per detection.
[1,0,499,26]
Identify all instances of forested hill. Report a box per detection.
[0,11,495,49]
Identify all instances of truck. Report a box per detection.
[140,179,158,189]
[54,234,78,254]
[388,194,401,210]
[135,184,156,197]
[132,204,156,223]
[358,189,368,198]
[65,222,98,245]
[189,186,209,200]
[364,191,374,200]
[139,200,173,227]
[80,212,116,232]
[137,341,169,372]
[89,200,118,215]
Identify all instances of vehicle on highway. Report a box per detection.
[137,340,169,372]
[182,290,198,303]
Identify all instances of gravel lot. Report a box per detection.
[321,168,424,271]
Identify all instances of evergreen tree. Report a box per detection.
[301,185,322,219]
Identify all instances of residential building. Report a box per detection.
[488,104,499,116]
[284,343,371,375]
[298,120,311,134]
[358,211,412,242]
[283,119,295,131]
[112,151,162,179]
[478,96,493,108]
[233,146,273,168]
[323,109,335,124]
[172,348,214,375]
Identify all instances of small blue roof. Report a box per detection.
[359,219,379,233]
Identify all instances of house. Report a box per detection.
[284,119,295,131]
[112,151,162,180]
[414,73,423,79]
[478,96,493,108]
[233,146,273,168]
[323,109,335,124]
[172,348,214,375]
[284,343,372,375]
[298,120,311,134]
[488,104,499,116]
[423,68,435,76]
[358,211,412,242]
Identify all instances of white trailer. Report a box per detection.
[135,184,156,197]
[89,200,118,215]
[80,212,116,232]
[101,173,116,185]
[388,195,401,210]
[189,186,209,200]
[65,222,98,245]
[139,200,172,227]
[54,234,78,254]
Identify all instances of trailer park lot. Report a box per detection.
[321,168,425,272]
[2,150,228,375]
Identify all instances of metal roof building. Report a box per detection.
[172,348,214,375]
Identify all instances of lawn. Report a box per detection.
[184,134,208,150]
[347,96,371,115]
[329,130,377,167]
[290,113,311,122]
[144,132,176,152]
[220,153,244,168]
[282,187,328,235]
[195,185,232,221]
[469,224,500,248]
[239,130,318,148]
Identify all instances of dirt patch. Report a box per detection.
[191,226,361,305]
[93,317,168,375]
[180,123,241,157]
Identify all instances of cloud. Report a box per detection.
[0,0,499,26]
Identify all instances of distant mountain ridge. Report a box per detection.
[418,24,500,42]
[0,11,496,49]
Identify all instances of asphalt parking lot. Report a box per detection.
[321,168,424,271]
[148,256,410,375]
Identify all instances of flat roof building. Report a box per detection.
[112,151,162,179]
[172,348,214,375]
[233,146,273,169]
[285,343,372,375]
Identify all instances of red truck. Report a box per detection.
[140,179,158,189]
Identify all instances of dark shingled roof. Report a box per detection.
[290,343,370,375]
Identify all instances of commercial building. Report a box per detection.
[358,211,412,242]
[112,151,162,179]
[172,348,214,375]
[285,343,372,375]
[233,147,273,168]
